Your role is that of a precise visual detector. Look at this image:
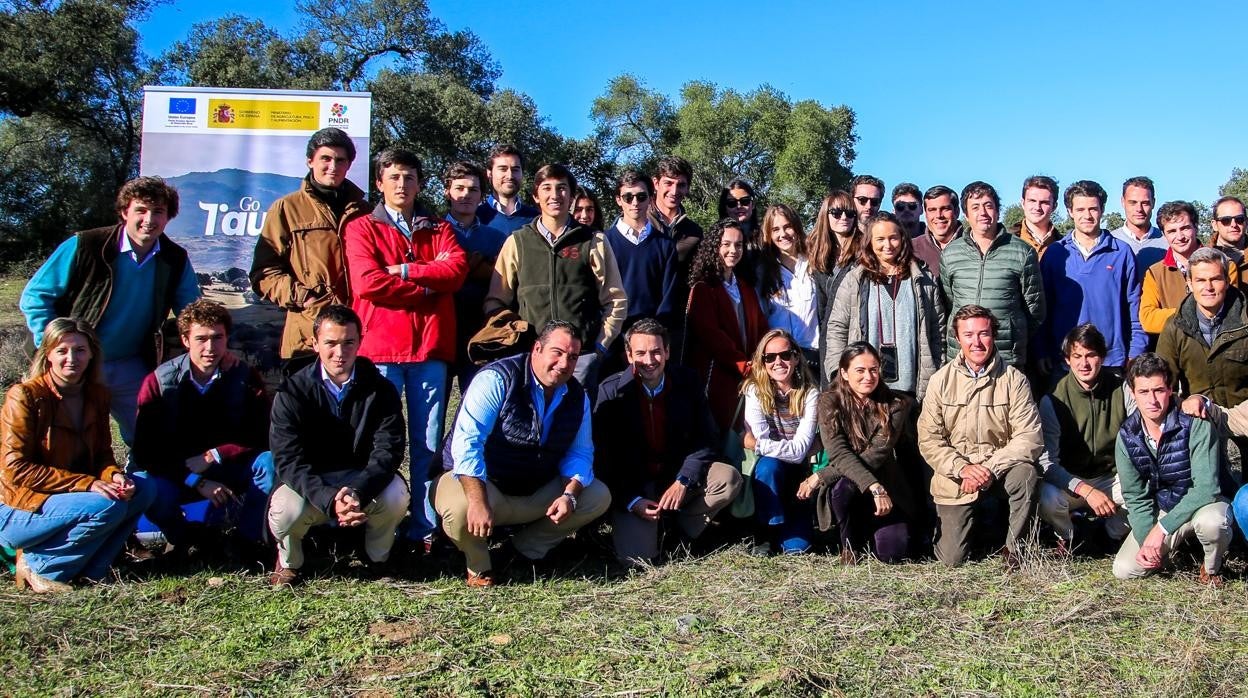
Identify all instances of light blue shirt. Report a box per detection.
[450,367,594,485]
[320,364,356,406]
[119,233,162,267]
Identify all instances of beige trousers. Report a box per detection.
[1112,500,1232,579]
[1038,473,1130,542]
[268,475,411,570]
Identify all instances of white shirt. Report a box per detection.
[615,219,652,245]
[119,233,161,268]
[766,256,819,350]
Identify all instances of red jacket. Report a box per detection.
[344,203,468,364]
[684,277,768,434]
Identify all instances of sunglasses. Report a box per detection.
[726,195,753,208]
[894,201,919,212]
[1217,214,1247,226]
[620,192,650,204]
[828,208,856,220]
[762,349,796,364]
[855,196,883,207]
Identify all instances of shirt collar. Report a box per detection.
[187,367,221,395]
[535,218,570,245]
[445,213,479,235]
[636,371,665,398]
[320,363,357,401]
[488,195,519,216]
[119,231,161,266]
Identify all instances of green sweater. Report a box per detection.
[1115,417,1220,545]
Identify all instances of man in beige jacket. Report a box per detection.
[918,304,1044,568]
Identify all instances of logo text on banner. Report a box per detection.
[208,99,320,130]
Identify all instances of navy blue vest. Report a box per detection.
[1119,408,1193,513]
[443,354,586,495]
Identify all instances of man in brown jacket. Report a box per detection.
[918,304,1044,568]
[250,128,368,359]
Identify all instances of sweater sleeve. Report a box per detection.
[655,242,679,329]
[20,236,78,346]
[1138,267,1173,335]
[173,256,202,313]
[1158,418,1221,534]
[1123,253,1146,358]
[1116,434,1159,546]
[1037,396,1085,493]
[754,390,819,463]
[590,233,629,350]
[483,236,520,318]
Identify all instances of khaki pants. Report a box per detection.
[612,462,743,563]
[1038,473,1130,542]
[1112,500,1232,579]
[434,472,612,574]
[268,475,411,570]
[935,461,1038,567]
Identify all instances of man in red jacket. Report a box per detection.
[344,148,468,557]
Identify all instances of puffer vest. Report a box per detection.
[513,222,601,346]
[443,354,585,495]
[1119,408,1192,512]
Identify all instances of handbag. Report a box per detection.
[722,396,756,519]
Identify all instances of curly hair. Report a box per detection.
[689,218,749,287]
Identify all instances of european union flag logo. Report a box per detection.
[169,98,196,115]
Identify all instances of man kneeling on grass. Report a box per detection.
[1113,353,1233,586]
[436,320,611,587]
[267,305,410,586]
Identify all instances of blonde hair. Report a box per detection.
[29,317,104,385]
[740,329,814,418]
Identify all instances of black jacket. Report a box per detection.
[269,356,405,513]
[593,365,718,511]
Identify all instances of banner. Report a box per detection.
[139,86,371,369]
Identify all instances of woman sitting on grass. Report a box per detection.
[0,318,155,593]
[742,329,820,555]
[799,343,918,564]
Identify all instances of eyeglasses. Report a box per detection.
[894,201,919,212]
[828,208,856,220]
[1217,214,1247,227]
[762,349,795,364]
[726,195,753,208]
[620,192,650,204]
[855,196,883,207]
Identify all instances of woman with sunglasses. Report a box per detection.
[824,212,944,397]
[685,219,769,434]
[758,204,820,371]
[809,190,862,383]
[717,179,760,246]
[797,343,918,564]
[572,186,603,231]
[0,319,156,593]
[742,329,820,555]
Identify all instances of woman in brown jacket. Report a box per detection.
[799,343,919,563]
[0,318,155,592]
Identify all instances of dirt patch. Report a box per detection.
[368,620,429,646]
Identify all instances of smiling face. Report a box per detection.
[534,177,572,221]
[924,194,959,240]
[719,225,745,272]
[1022,186,1056,228]
[827,201,856,235]
[840,352,880,400]
[531,328,581,389]
[47,332,92,386]
[119,198,170,255]
[615,184,651,226]
[572,197,597,227]
[653,174,689,213]
[314,320,360,385]
[307,145,352,188]
[627,331,669,388]
[956,315,995,370]
[762,335,796,388]
[1068,195,1103,237]
[1064,342,1104,390]
[768,214,800,255]
[1161,212,1201,258]
[964,194,999,237]
[870,220,905,268]
[377,163,421,214]
[490,154,523,198]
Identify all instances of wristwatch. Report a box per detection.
[561,491,578,510]
[675,475,694,488]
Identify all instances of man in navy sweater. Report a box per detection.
[475,143,539,236]
[603,170,678,365]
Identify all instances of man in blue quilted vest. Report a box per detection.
[436,320,612,586]
[1113,353,1233,586]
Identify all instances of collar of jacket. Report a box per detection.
[300,175,367,206]
[1059,229,1115,255]
[368,201,436,232]
[953,351,1003,379]
[1175,285,1248,339]
[959,224,1011,253]
[1057,369,1122,399]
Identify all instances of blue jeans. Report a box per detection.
[752,456,813,553]
[0,472,157,581]
[145,451,277,544]
[377,361,447,541]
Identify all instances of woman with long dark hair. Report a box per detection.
[685,218,768,433]
[757,204,819,370]
[799,342,918,563]
[742,329,820,555]
[0,318,156,592]
[809,189,861,382]
[572,186,603,231]
[824,212,944,394]
[717,179,760,245]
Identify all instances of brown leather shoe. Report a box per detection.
[466,570,496,588]
[14,550,72,594]
[1199,565,1224,588]
[269,559,300,588]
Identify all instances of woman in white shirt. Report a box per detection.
[742,329,820,555]
[757,205,819,374]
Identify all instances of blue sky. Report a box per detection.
[139,0,1248,214]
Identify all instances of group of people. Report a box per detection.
[6,125,1248,593]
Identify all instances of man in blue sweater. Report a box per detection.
[1036,180,1144,382]
[20,176,201,447]
[603,170,678,358]
[475,144,539,236]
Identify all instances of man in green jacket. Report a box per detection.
[939,181,1046,368]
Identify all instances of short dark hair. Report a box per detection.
[116,176,180,219]
[313,304,361,338]
[891,182,921,202]
[1157,200,1198,229]
[532,163,577,194]
[373,148,423,183]
[624,317,670,349]
[536,320,579,345]
[616,169,654,196]
[923,184,958,210]
[959,181,1000,212]
[654,156,693,182]
[851,174,885,193]
[306,127,356,162]
[1122,176,1155,199]
[1061,323,1107,359]
[486,143,525,171]
[443,160,487,193]
[1125,352,1172,389]
[952,304,1000,337]
[1022,175,1058,202]
[1063,180,1108,209]
[177,299,233,337]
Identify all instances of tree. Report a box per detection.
[1220,168,1248,205]
[1002,204,1023,232]
[1102,212,1125,232]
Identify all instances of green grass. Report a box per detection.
[0,275,22,329]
